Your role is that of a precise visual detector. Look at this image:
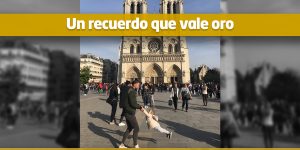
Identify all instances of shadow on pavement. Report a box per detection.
[88,122,122,148]
[88,122,157,148]
[99,98,107,101]
[189,106,220,113]
[87,112,110,122]
[155,105,173,111]
[160,119,220,147]
[154,99,219,107]
[154,102,219,113]
[40,134,57,140]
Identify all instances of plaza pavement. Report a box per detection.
[80,91,220,148]
[0,117,61,147]
[232,127,300,148]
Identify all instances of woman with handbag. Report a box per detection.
[180,83,192,112]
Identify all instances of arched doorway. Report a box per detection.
[144,63,164,84]
[167,65,182,83]
[126,66,141,82]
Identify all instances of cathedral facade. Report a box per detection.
[119,0,190,84]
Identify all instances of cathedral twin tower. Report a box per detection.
[119,0,190,84]
[124,0,183,14]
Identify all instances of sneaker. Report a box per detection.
[167,132,172,139]
[134,144,140,148]
[109,122,115,125]
[119,144,127,148]
[118,122,126,126]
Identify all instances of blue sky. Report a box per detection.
[80,0,220,69]
[80,0,220,14]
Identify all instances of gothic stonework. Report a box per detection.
[119,0,190,84]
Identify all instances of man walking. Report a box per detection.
[119,80,143,148]
[118,81,131,126]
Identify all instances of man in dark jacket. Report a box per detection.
[119,80,143,148]
[118,80,131,126]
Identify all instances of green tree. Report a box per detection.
[203,68,220,84]
[0,66,24,105]
[265,70,300,103]
[190,68,194,83]
[80,66,92,84]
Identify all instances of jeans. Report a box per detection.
[110,101,118,122]
[122,114,140,146]
[119,109,125,123]
[182,99,189,111]
[262,125,274,148]
[143,95,150,106]
[202,94,208,106]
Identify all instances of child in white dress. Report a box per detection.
[141,108,172,139]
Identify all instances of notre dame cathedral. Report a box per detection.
[119,0,190,84]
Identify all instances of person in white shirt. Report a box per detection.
[170,83,180,112]
[261,101,274,148]
[202,84,208,106]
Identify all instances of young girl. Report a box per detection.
[141,108,172,139]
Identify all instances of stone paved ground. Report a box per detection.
[0,118,61,147]
[80,91,220,148]
[232,127,300,148]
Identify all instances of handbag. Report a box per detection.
[106,97,113,104]
[168,99,173,106]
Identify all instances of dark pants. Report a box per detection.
[202,94,208,106]
[221,134,232,148]
[110,101,118,123]
[262,125,274,148]
[122,114,139,146]
[182,99,189,111]
[119,109,125,123]
[143,95,150,106]
[172,96,178,110]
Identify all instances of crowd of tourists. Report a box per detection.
[98,80,220,148]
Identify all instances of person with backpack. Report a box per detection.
[170,83,180,112]
[118,81,131,127]
[180,83,192,112]
[119,80,143,148]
